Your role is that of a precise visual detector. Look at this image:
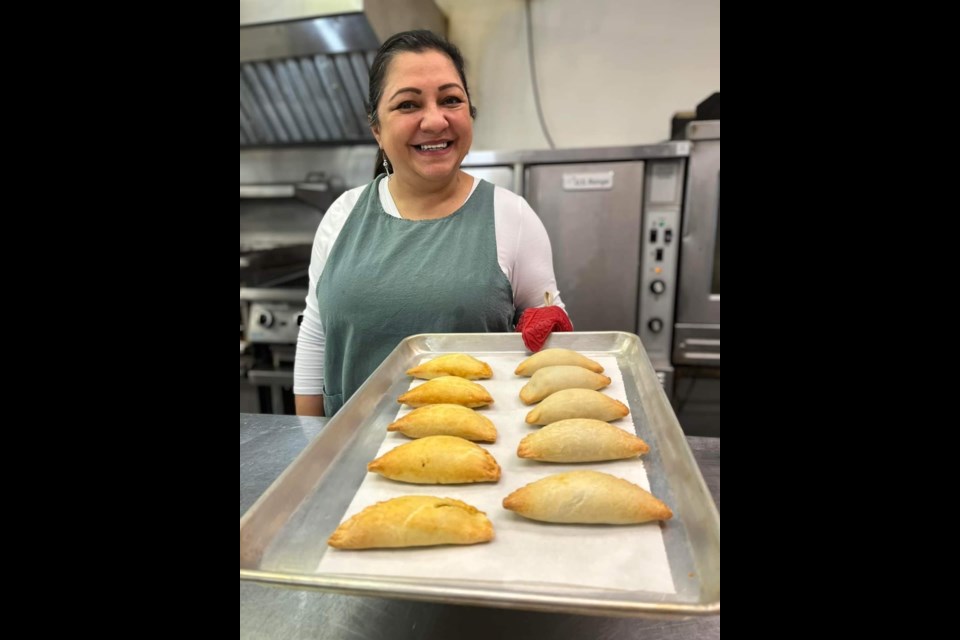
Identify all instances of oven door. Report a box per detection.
[674,121,720,367]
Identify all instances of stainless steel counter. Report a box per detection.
[240,413,720,639]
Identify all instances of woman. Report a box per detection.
[294,30,568,417]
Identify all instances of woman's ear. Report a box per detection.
[371,125,381,147]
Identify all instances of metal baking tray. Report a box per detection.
[240,332,720,618]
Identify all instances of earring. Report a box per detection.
[382,155,391,176]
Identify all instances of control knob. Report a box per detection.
[650,279,666,295]
[648,318,664,333]
[257,310,275,328]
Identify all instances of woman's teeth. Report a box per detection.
[417,142,449,151]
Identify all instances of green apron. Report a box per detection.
[317,175,514,416]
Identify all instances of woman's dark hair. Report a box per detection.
[368,30,477,177]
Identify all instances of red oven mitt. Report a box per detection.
[516,292,573,352]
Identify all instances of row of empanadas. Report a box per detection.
[519,365,611,404]
[526,388,629,424]
[517,419,649,462]
[328,496,494,549]
[398,376,493,408]
[328,470,672,549]
[515,348,603,376]
[367,435,501,484]
[388,404,498,442]
[502,471,672,524]
[407,353,493,380]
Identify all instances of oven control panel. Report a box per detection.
[246,301,302,344]
[638,209,680,363]
[637,159,684,367]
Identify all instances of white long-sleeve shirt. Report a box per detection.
[293,176,565,395]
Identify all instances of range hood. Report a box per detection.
[240,0,446,148]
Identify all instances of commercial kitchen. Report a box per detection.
[240,1,719,636]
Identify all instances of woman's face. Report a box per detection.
[372,50,473,185]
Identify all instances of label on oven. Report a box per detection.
[562,171,614,191]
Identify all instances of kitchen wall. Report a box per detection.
[436,0,719,150]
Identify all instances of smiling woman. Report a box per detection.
[293,30,572,417]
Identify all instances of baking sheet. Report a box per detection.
[317,354,675,593]
[240,332,720,618]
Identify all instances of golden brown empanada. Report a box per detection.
[525,389,629,425]
[328,496,494,549]
[519,366,611,405]
[398,376,494,408]
[367,435,501,484]
[515,348,604,376]
[387,404,498,442]
[517,419,649,462]
[407,353,493,380]
[502,470,672,524]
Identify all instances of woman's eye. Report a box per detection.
[442,96,463,106]
[396,101,417,111]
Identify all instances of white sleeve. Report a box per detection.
[493,187,569,320]
[293,186,364,395]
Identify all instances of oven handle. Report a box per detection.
[247,369,293,386]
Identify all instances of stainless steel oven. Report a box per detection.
[240,175,343,414]
[671,120,720,437]
[241,287,304,414]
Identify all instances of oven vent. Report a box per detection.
[240,52,375,146]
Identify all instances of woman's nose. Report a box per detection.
[420,105,448,132]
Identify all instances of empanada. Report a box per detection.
[387,404,498,442]
[525,389,629,425]
[519,365,611,405]
[502,470,672,524]
[367,435,501,484]
[515,348,604,376]
[398,376,494,408]
[407,353,493,380]
[517,419,649,462]
[328,496,494,549]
